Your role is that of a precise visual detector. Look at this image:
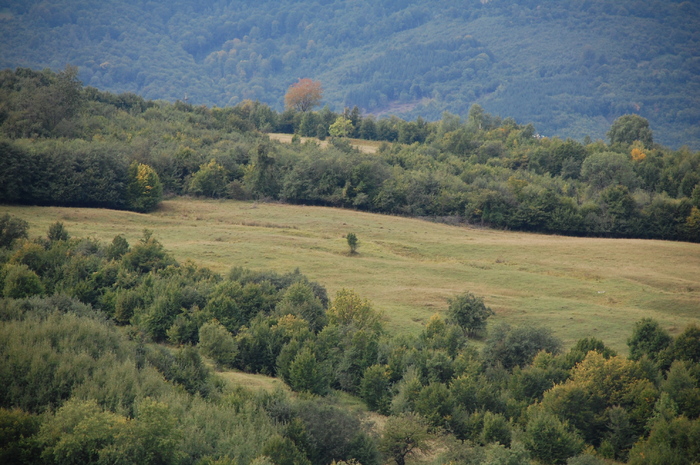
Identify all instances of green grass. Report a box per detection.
[4,198,699,354]
[215,369,289,393]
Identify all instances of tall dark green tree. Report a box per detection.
[608,114,654,148]
[288,346,329,395]
[627,318,673,363]
[245,144,280,199]
[523,408,584,465]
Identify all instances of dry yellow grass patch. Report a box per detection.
[267,132,379,153]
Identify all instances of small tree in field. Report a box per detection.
[346,233,358,254]
[47,221,69,242]
[447,292,494,336]
[284,78,322,112]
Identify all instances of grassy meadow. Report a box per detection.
[4,198,699,353]
[267,133,381,153]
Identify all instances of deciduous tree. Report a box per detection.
[482,323,561,370]
[47,221,69,242]
[330,116,353,138]
[276,282,326,332]
[523,408,584,465]
[447,292,494,336]
[288,346,329,395]
[285,79,323,112]
[627,318,672,363]
[127,162,163,213]
[607,114,653,148]
[379,414,432,465]
[3,264,44,299]
[327,289,381,332]
[0,214,28,248]
[360,365,391,414]
[188,159,228,198]
[198,320,238,368]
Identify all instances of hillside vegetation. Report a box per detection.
[3,8,700,463]
[2,67,700,245]
[1,216,699,465]
[3,198,698,353]
[0,0,699,147]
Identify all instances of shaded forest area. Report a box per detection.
[1,67,699,242]
[0,0,699,148]
[1,217,700,465]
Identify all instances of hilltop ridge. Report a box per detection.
[1,0,698,147]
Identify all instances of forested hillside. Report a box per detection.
[1,218,700,465]
[1,67,699,243]
[1,0,699,148]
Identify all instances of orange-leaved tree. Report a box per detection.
[284,78,322,112]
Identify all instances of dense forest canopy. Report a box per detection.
[0,0,699,148]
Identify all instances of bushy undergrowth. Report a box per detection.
[1,221,699,464]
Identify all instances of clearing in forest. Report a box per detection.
[3,198,698,354]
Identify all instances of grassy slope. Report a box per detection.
[4,198,698,354]
[267,133,380,153]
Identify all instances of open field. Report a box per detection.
[3,198,699,353]
[267,133,381,153]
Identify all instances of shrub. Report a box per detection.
[0,214,28,248]
[447,292,494,336]
[47,222,69,242]
[3,264,44,298]
[198,320,237,368]
[346,233,358,254]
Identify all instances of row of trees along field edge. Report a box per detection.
[1,67,699,242]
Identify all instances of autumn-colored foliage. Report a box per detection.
[630,147,646,161]
[284,78,322,112]
[127,162,163,212]
[630,141,647,161]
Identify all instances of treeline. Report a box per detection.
[2,67,699,242]
[1,0,699,147]
[2,220,700,464]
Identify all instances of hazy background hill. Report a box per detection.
[1,0,699,148]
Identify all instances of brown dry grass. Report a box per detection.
[267,133,379,153]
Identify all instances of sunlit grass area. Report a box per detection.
[267,133,380,153]
[5,198,699,353]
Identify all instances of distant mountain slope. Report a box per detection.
[1,0,698,148]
